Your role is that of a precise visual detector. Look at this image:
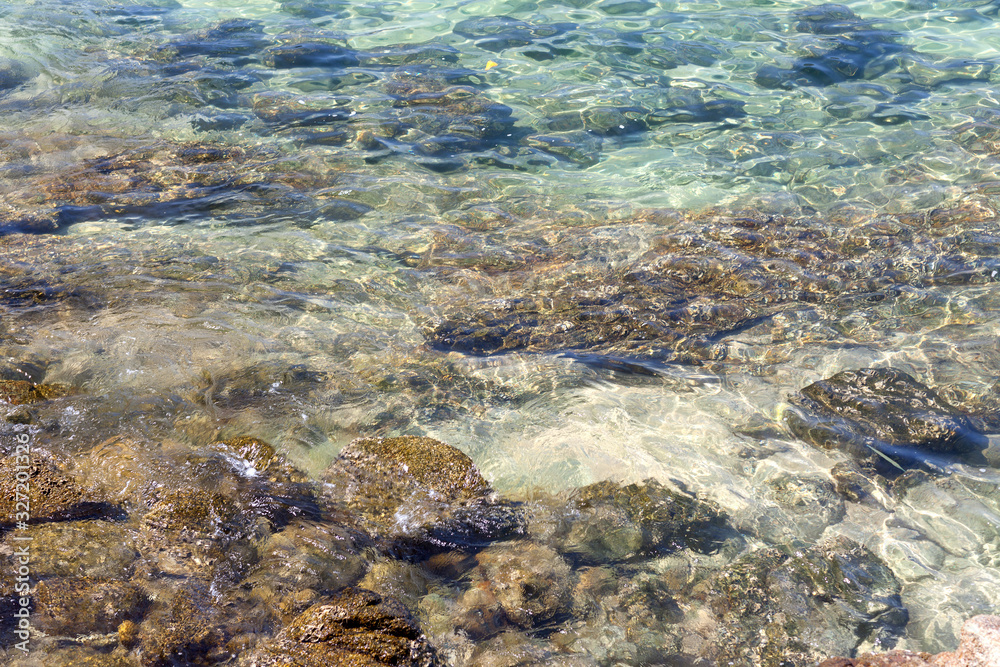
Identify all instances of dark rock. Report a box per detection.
[191,112,251,132]
[535,479,732,565]
[695,536,908,666]
[647,100,747,124]
[597,0,655,15]
[34,578,148,635]
[0,379,71,404]
[755,9,905,90]
[358,43,460,67]
[786,368,988,474]
[160,19,273,62]
[453,16,575,53]
[524,132,601,167]
[322,436,524,555]
[279,0,351,19]
[243,588,442,667]
[0,58,30,90]
[262,42,361,69]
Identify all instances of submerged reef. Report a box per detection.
[0,428,981,667]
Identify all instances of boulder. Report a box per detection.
[693,536,908,666]
[818,615,1000,666]
[322,436,524,555]
[532,479,732,565]
[786,368,988,474]
[241,588,441,667]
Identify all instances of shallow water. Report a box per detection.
[3,0,1000,662]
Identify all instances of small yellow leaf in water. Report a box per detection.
[485,60,499,70]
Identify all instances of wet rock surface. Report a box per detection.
[787,368,988,475]
[242,587,441,667]
[531,478,733,565]
[420,206,1000,366]
[694,536,908,666]
[323,435,524,555]
[819,615,1000,666]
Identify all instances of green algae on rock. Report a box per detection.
[323,436,525,555]
[786,368,988,475]
[242,587,441,667]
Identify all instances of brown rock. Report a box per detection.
[34,578,148,635]
[242,587,441,667]
[0,452,101,526]
[935,615,1000,666]
[819,615,1000,667]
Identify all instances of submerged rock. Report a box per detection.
[694,536,908,666]
[139,585,232,667]
[819,615,1000,666]
[242,587,441,667]
[34,577,148,635]
[0,379,71,404]
[469,541,573,630]
[0,520,139,582]
[453,16,575,53]
[0,58,29,90]
[532,479,733,565]
[323,436,524,555]
[243,518,373,622]
[755,6,905,89]
[0,452,108,526]
[786,368,987,474]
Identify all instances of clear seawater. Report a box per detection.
[3,0,1000,659]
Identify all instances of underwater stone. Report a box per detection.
[140,586,231,667]
[453,16,575,52]
[472,541,573,630]
[339,435,490,499]
[535,479,733,565]
[0,58,29,90]
[524,132,601,167]
[262,42,361,69]
[697,536,907,666]
[34,578,148,635]
[786,368,987,474]
[818,614,1000,666]
[243,588,442,667]
[323,436,525,554]
[279,0,351,19]
[597,0,655,15]
[0,452,103,526]
[243,519,373,621]
[1,521,140,581]
[647,100,747,124]
[160,19,273,61]
[0,379,43,404]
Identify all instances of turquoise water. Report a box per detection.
[3,0,1000,662]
